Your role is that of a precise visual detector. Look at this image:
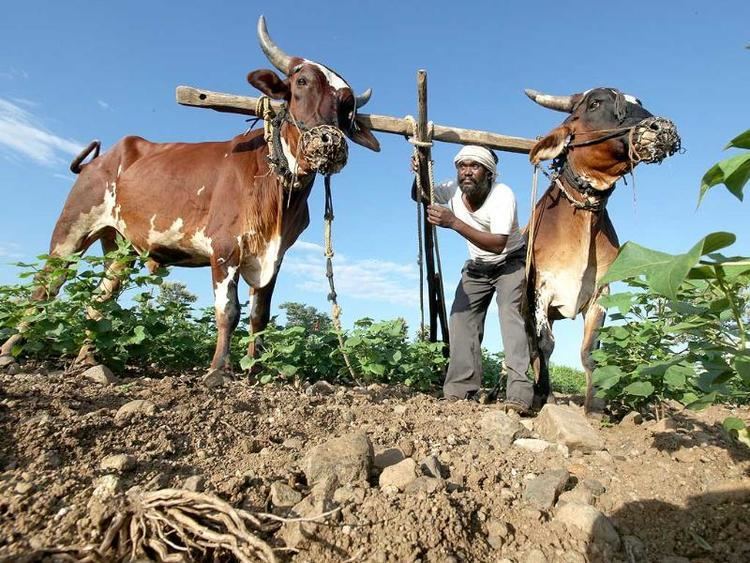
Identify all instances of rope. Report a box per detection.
[323,175,361,386]
[525,165,539,280]
[405,115,438,341]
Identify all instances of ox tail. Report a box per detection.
[69,140,101,174]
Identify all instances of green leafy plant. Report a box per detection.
[594,123,750,415]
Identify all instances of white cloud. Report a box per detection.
[0,68,29,81]
[285,240,420,306]
[0,97,82,166]
[97,100,110,110]
[0,242,23,259]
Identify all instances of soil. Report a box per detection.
[1,368,749,562]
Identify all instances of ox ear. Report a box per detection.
[529,125,571,165]
[247,69,290,100]
[348,125,380,152]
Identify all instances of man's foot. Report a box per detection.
[441,390,480,403]
[501,399,532,416]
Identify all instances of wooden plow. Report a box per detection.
[176,73,536,353]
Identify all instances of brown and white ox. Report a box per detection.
[0,16,380,372]
[524,87,680,413]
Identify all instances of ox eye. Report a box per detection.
[588,100,600,110]
[296,77,307,87]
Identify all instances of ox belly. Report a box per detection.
[536,263,598,322]
[239,234,283,289]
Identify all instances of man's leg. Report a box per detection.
[443,264,495,399]
[494,260,534,408]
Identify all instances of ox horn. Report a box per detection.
[525,88,576,113]
[355,88,372,109]
[257,15,292,74]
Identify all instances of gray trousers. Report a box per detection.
[443,255,534,407]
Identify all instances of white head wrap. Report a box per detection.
[453,145,497,178]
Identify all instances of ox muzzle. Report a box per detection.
[629,117,681,164]
[300,125,348,176]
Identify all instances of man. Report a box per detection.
[426,145,533,412]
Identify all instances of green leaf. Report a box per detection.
[392,350,403,363]
[259,374,273,384]
[239,355,257,371]
[280,364,298,377]
[369,363,386,376]
[700,153,750,203]
[598,292,634,314]
[726,129,750,149]
[734,356,750,386]
[685,392,717,411]
[622,381,654,397]
[601,233,735,299]
[127,325,147,345]
[723,417,747,432]
[664,364,692,390]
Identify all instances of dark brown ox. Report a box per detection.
[525,87,680,412]
[0,16,379,371]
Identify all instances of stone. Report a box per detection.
[282,437,305,450]
[301,432,373,487]
[535,405,605,452]
[306,380,335,396]
[398,439,415,457]
[374,447,405,469]
[100,454,136,472]
[660,557,690,563]
[280,479,338,549]
[582,479,606,496]
[524,469,570,510]
[0,355,15,368]
[379,458,418,491]
[650,418,679,433]
[88,475,121,527]
[270,482,303,508]
[115,399,156,422]
[419,455,445,479]
[623,535,646,562]
[6,363,19,375]
[183,475,205,492]
[480,410,531,447]
[404,476,445,495]
[557,486,594,507]
[555,503,620,548]
[525,549,548,563]
[203,369,226,388]
[620,411,643,425]
[82,365,117,385]
[14,481,34,495]
[514,438,554,453]
[486,519,511,549]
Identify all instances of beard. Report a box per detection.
[459,174,492,199]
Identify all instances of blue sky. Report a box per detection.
[1,1,748,369]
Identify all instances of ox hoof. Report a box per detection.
[203,369,228,389]
[0,355,17,369]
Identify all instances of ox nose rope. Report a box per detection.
[323,175,361,386]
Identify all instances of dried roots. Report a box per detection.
[38,488,280,562]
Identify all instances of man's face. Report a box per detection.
[456,159,491,198]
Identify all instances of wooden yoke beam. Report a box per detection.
[176,86,535,154]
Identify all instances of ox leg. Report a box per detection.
[0,225,95,367]
[581,285,608,414]
[246,269,280,362]
[209,258,241,371]
[74,234,130,366]
[534,319,555,406]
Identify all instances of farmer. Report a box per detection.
[419,145,533,412]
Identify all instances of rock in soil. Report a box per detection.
[82,364,117,385]
[301,432,373,486]
[535,404,605,452]
[114,399,156,422]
